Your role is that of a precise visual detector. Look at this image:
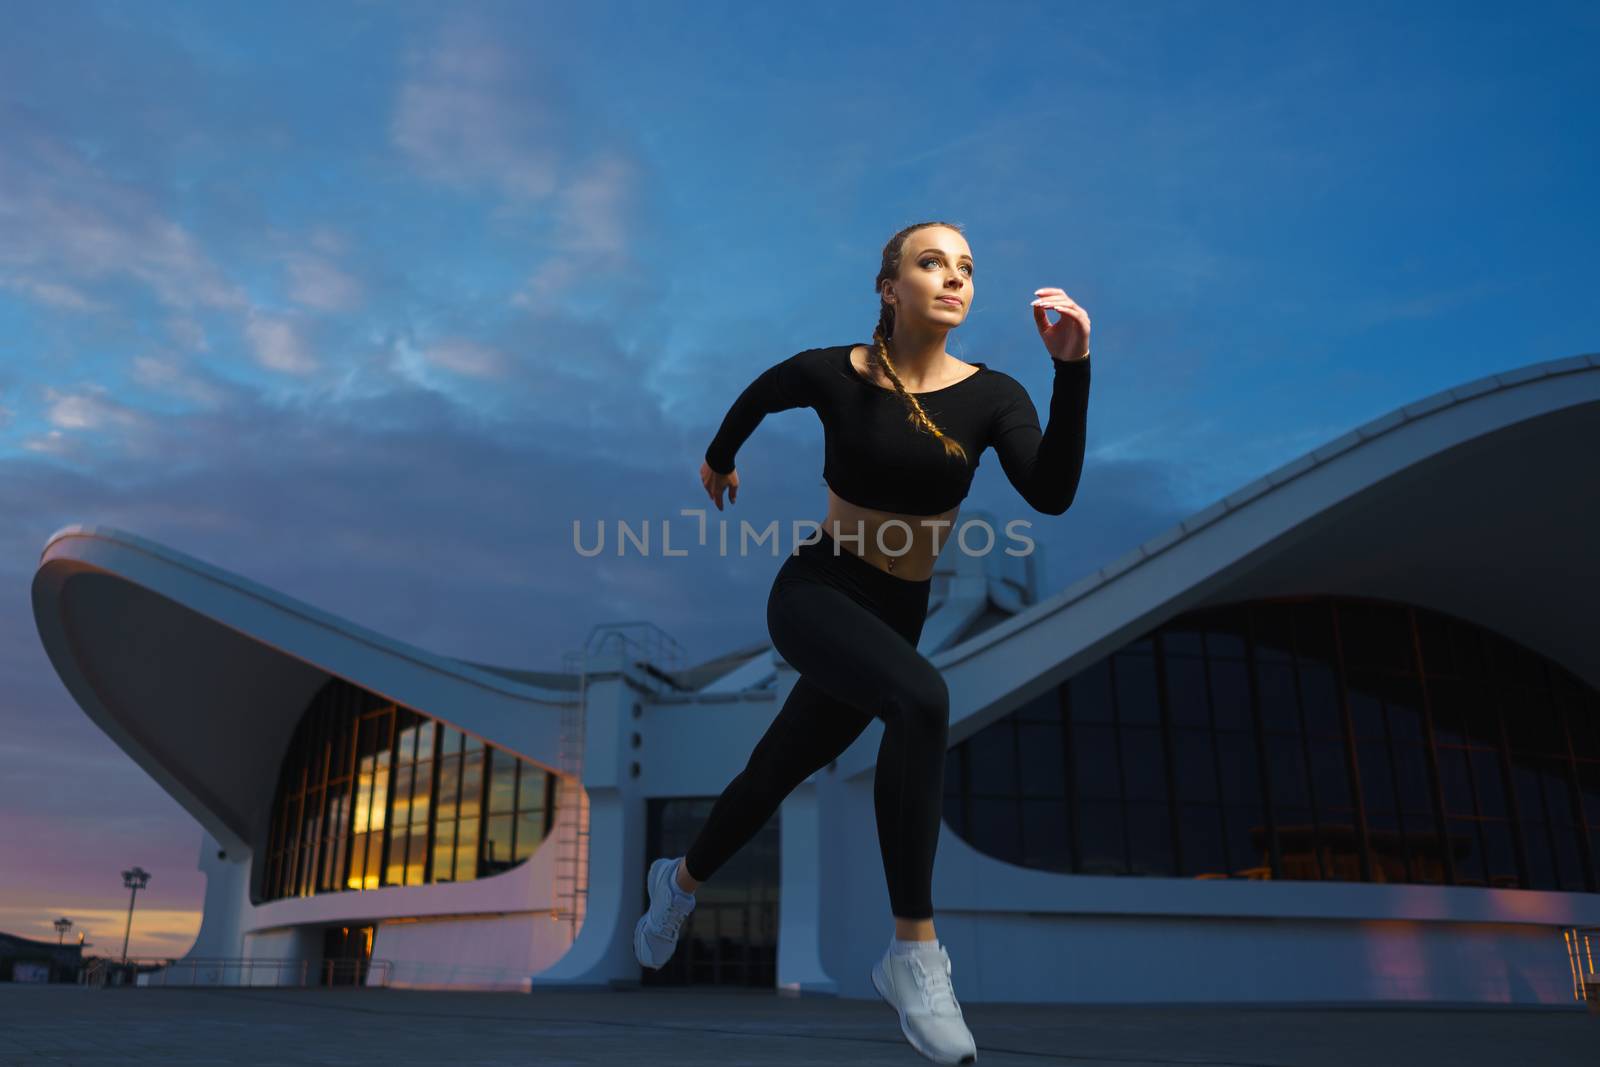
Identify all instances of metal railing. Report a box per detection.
[81,956,392,989]
[1563,926,1600,1009]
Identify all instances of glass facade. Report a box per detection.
[642,798,779,986]
[943,597,1600,891]
[260,677,559,902]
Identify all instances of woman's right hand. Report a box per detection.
[701,459,738,511]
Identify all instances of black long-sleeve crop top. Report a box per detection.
[704,343,1091,516]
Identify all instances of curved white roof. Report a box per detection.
[32,525,574,854]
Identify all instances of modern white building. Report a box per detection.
[31,351,1600,1005]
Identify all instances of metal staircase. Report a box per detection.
[553,621,685,942]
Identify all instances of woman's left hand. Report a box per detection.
[1031,288,1091,362]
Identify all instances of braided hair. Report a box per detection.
[871,220,970,465]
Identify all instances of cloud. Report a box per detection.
[389,15,567,202]
[283,252,365,313]
[44,384,149,432]
[244,310,318,375]
[0,103,248,316]
[419,337,509,379]
[0,276,107,313]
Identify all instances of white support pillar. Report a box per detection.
[529,663,646,989]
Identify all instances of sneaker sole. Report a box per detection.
[871,960,977,1066]
[633,912,662,970]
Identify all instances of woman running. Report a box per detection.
[634,220,1092,1066]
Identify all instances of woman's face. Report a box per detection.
[884,225,973,332]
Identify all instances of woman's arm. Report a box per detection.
[989,354,1091,516]
[703,349,816,475]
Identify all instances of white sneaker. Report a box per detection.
[633,856,697,970]
[871,942,978,1065]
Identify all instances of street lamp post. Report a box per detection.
[119,867,150,963]
[54,917,73,944]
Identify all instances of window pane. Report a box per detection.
[1275,807,1318,879]
[1299,662,1342,736]
[967,796,1020,864]
[1481,819,1518,888]
[1161,623,1204,658]
[1119,727,1166,801]
[514,809,545,862]
[1255,661,1299,733]
[1075,799,1124,874]
[483,814,514,874]
[432,821,457,882]
[1347,678,1386,738]
[1540,757,1577,822]
[1018,721,1065,798]
[1164,656,1208,727]
[1447,819,1485,885]
[1356,739,1395,813]
[968,722,1017,796]
[1430,677,1465,746]
[1172,729,1218,803]
[1209,661,1251,730]
[1552,824,1587,892]
[437,755,460,821]
[1524,821,1557,892]
[1017,690,1062,723]
[1216,732,1262,806]
[459,748,484,819]
[1365,810,1404,883]
[1072,724,1120,799]
[1068,661,1113,723]
[1392,744,1434,818]
[518,767,548,811]
[1205,607,1248,659]
[1267,733,1310,808]
[1125,801,1175,876]
[1438,747,1475,817]
[455,817,480,882]
[488,750,518,814]
[1310,740,1352,810]
[1470,749,1508,819]
[1578,761,1600,825]
[1385,677,1425,744]
[385,828,407,886]
[1223,805,1269,876]
[1021,799,1070,871]
[1177,805,1228,878]
[1114,653,1160,725]
[406,834,427,886]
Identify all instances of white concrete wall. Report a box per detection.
[372,915,571,990]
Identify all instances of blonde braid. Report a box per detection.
[872,277,969,464]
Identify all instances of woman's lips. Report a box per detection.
[935,297,962,307]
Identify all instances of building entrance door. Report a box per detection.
[320,924,373,986]
[643,798,778,987]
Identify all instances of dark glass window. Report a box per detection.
[944,597,1599,895]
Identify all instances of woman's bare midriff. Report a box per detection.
[818,489,958,582]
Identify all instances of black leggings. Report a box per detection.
[684,528,948,920]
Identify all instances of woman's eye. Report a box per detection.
[922,258,973,275]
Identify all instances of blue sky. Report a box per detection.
[1,0,1595,954]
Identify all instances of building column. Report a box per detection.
[529,661,646,989]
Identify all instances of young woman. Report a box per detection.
[634,220,1092,1066]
